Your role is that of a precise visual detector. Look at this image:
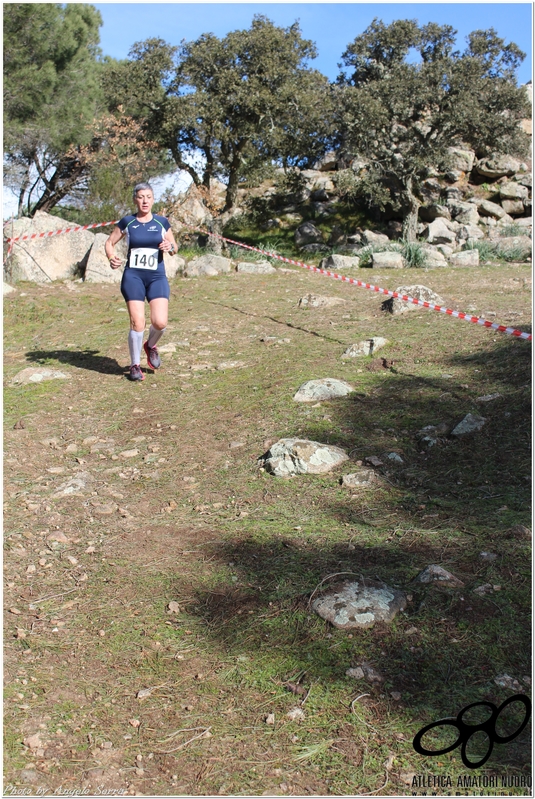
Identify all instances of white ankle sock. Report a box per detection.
[147,325,165,348]
[128,330,144,366]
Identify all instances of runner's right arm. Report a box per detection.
[105,226,125,269]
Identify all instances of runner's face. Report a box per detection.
[134,190,154,215]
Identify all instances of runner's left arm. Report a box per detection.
[159,227,178,255]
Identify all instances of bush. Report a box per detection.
[464,240,497,263]
[500,223,524,237]
[464,237,531,263]
[401,241,428,268]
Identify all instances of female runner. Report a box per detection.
[105,183,178,381]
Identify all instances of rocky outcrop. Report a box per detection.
[475,154,522,179]
[5,211,187,284]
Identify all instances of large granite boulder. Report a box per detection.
[448,250,480,267]
[419,204,452,223]
[371,251,404,269]
[169,184,213,231]
[494,236,532,261]
[184,254,232,277]
[478,200,510,220]
[450,202,480,226]
[5,211,95,283]
[295,222,324,249]
[447,147,476,173]
[362,230,390,246]
[499,182,529,201]
[420,246,448,267]
[424,218,457,245]
[84,233,125,284]
[319,254,360,271]
[501,200,526,216]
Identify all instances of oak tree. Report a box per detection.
[336,19,530,239]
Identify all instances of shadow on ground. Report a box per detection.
[174,533,530,769]
[170,336,531,770]
[25,349,125,375]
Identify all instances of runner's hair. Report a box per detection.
[133,182,153,199]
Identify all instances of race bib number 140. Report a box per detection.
[130,247,159,270]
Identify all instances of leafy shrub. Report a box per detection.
[401,241,428,268]
[464,240,497,262]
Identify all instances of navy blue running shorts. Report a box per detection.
[121,268,170,303]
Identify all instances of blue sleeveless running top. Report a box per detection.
[118,214,171,273]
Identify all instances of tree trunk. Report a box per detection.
[207,216,223,255]
[223,141,247,213]
[401,178,420,242]
[223,169,239,213]
[202,144,213,189]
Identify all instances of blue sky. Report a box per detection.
[93,3,533,85]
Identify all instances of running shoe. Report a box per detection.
[144,341,161,369]
[128,364,145,381]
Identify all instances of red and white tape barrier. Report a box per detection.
[3,216,531,342]
[4,219,119,245]
[187,225,532,342]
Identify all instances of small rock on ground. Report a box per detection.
[298,294,346,308]
[293,377,354,402]
[341,469,378,488]
[11,367,70,385]
[260,438,349,477]
[382,285,444,316]
[312,578,407,629]
[413,565,464,588]
[236,260,276,274]
[342,337,389,358]
[451,413,486,436]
